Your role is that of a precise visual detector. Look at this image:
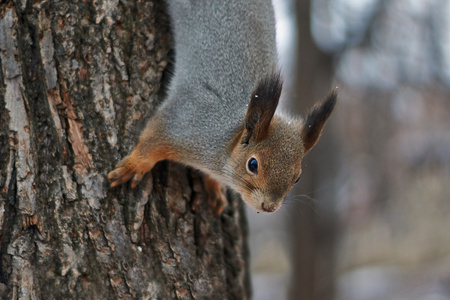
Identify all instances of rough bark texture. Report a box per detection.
[0,1,250,299]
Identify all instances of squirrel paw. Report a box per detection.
[204,174,228,215]
[209,190,227,215]
[108,155,153,188]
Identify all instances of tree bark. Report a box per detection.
[0,1,250,299]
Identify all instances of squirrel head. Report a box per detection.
[227,74,337,213]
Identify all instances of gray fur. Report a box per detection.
[152,0,278,177]
[109,0,336,212]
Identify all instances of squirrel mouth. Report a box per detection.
[240,189,281,213]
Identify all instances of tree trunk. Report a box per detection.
[286,0,337,299]
[0,1,250,299]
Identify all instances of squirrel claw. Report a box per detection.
[109,167,135,188]
[108,156,137,188]
[108,168,123,180]
[131,173,144,188]
[109,154,154,188]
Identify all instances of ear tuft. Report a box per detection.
[242,73,283,143]
[301,88,337,153]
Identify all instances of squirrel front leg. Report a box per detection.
[108,126,178,188]
[204,174,228,214]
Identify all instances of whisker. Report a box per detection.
[282,194,323,218]
[297,181,335,198]
[278,202,306,226]
[284,194,316,205]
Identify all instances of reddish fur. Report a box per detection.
[108,143,179,188]
[108,82,336,214]
[203,174,227,214]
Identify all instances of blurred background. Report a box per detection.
[247,0,450,299]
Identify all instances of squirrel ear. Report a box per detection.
[242,74,282,144]
[301,88,337,153]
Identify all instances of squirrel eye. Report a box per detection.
[247,157,258,175]
[294,176,301,185]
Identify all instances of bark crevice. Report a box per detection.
[0,1,250,299]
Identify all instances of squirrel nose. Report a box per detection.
[261,202,277,213]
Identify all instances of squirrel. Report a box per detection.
[108,0,337,214]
